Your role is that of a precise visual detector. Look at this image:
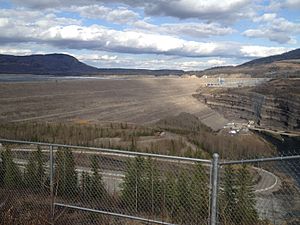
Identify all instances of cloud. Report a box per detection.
[11,0,89,9]
[2,1,297,71]
[71,5,235,39]
[0,8,290,59]
[72,5,139,24]
[75,53,232,70]
[0,47,32,55]
[0,8,81,42]
[240,46,290,58]
[12,0,255,22]
[267,0,300,10]
[284,0,300,9]
[148,58,229,70]
[77,54,118,62]
[253,13,277,23]
[243,13,300,44]
[132,21,235,38]
[243,29,296,44]
[141,0,254,22]
[21,24,292,58]
[40,25,231,57]
[178,59,228,70]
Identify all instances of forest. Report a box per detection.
[0,113,275,160]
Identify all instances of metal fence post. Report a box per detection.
[210,153,219,225]
[49,145,55,224]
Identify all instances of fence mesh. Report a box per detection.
[0,140,299,225]
[53,148,211,225]
[218,158,300,225]
[0,143,211,225]
[0,144,51,225]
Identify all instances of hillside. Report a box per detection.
[190,48,300,78]
[95,68,184,76]
[239,48,300,67]
[0,54,100,75]
[0,54,184,76]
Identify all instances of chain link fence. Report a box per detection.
[0,143,51,225]
[0,139,299,225]
[218,156,300,225]
[53,148,211,225]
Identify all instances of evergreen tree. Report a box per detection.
[164,172,179,222]
[142,158,162,214]
[81,171,87,198]
[55,148,78,198]
[121,157,146,212]
[121,157,163,214]
[0,151,5,187]
[35,146,44,184]
[25,152,37,187]
[81,171,92,201]
[24,146,45,189]
[176,169,192,224]
[162,164,210,224]
[220,165,259,225]
[221,165,237,225]
[235,165,258,225]
[190,163,209,224]
[3,147,23,188]
[88,155,106,202]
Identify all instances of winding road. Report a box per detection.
[8,147,281,194]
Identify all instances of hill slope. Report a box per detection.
[191,48,300,78]
[0,54,100,75]
[239,48,300,67]
[0,54,184,76]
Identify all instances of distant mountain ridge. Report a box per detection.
[0,54,100,75]
[0,54,184,76]
[190,48,300,78]
[0,48,299,77]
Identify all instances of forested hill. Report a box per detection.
[0,54,184,76]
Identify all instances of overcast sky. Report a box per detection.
[0,0,299,70]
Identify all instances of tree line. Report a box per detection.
[0,122,156,147]
[0,117,275,161]
[0,122,208,158]
[0,146,108,204]
[120,157,271,225]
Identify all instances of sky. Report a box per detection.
[0,0,299,70]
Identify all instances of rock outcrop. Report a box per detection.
[196,79,300,131]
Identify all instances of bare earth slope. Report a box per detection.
[0,77,227,130]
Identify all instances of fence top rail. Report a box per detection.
[220,155,300,165]
[0,138,212,164]
[55,203,176,225]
